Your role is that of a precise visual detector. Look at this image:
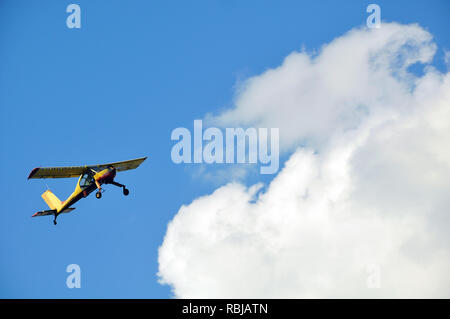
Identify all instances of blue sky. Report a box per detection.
[0,0,449,298]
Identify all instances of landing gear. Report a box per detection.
[53,220,57,225]
[96,191,102,199]
[53,213,58,225]
[111,181,129,196]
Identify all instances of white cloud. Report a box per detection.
[445,49,450,69]
[158,23,450,298]
[212,23,437,152]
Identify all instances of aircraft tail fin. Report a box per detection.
[41,190,62,210]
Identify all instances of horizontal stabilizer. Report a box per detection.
[32,209,56,217]
[61,207,76,214]
[32,207,75,217]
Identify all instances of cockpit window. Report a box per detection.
[79,172,94,189]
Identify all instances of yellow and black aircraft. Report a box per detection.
[28,157,147,225]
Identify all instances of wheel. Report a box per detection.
[96,191,102,199]
[123,188,129,196]
[53,220,57,225]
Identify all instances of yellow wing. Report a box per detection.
[28,157,147,179]
[90,157,148,172]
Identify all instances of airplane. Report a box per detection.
[27,157,147,225]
